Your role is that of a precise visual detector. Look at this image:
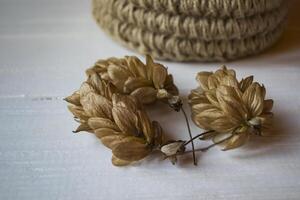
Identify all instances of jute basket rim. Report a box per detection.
[128,0,284,18]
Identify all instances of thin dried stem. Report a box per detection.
[181,134,234,155]
[181,107,197,166]
[184,130,215,146]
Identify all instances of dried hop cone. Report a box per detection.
[189,66,274,151]
[86,55,179,106]
[65,74,163,166]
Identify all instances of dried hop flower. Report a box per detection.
[189,66,274,151]
[65,74,163,166]
[86,55,179,106]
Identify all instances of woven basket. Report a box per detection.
[93,0,287,62]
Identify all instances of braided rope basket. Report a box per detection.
[93,0,288,61]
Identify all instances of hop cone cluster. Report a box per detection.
[189,66,274,150]
[65,73,163,166]
[86,55,179,105]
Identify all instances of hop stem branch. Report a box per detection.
[180,107,197,166]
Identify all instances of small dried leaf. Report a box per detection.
[152,63,167,89]
[112,137,150,162]
[126,56,147,79]
[124,77,152,93]
[160,141,185,157]
[196,72,213,91]
[73,123,92,133]
[131,87,157,104]
[101,135,128,149]
[107,64,130,90]
[207,76,219,89]
[112,155,132,166]
[80,92,113,119]
[94,128,122,138]
[88,117,119,131]
[112,93,141,111]
[88,73,105,96]
[222,132,250,151]
[239,76,254,92]
[204,89,219,107]
[112,106,139,136]
[64,91,81,106]
[193,107,225,130]
[216,85,248,124]
[67,104,89,120]
[79,82,95,98]
[137,110,153,143]
[242,83,264,117]
[220,75,239,88]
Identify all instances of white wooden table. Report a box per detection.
[1,0,300,199]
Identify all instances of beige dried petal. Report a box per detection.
[112,106,139,136]
[188,88,209,105]
[126,56,147,79]
[79,82,95,98]
[104,82,117,100]
[242,83,264,117]
[209,116,237,133]
[64,91,80,106]
[101,135,128,149]
[192,108,225,130]
[80,92,113,119]
[87,73,105,96]
[88,117,119,131]
[67,104,89,120]
[207,75,219,89]
[239,76,254,92]
[131,87,157,104]
[137,110,153,143]
[107,64,130,90]
[100,72,110,81]
[124,77,152,93]
[152,63,167,89]
[216,66,236,78]
[94,128,122,138]
[219,75,239,88]
[152,121,163,146]
[204,89,220,107]
[73,123,92,133]
[112,93,141,112]
[112,137,151,162]
[191,103,217,115]
[86,60,108,75]
[216,85,248,124]
[111,155,132,166]
[196,72,213,91]
[222,132,250,151]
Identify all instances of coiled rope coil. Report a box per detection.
[93,0,287,61]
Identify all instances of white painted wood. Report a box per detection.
[1,0,300,199]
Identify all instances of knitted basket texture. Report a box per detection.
[93,0,287,62]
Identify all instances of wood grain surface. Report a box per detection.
[1,0,300,199]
